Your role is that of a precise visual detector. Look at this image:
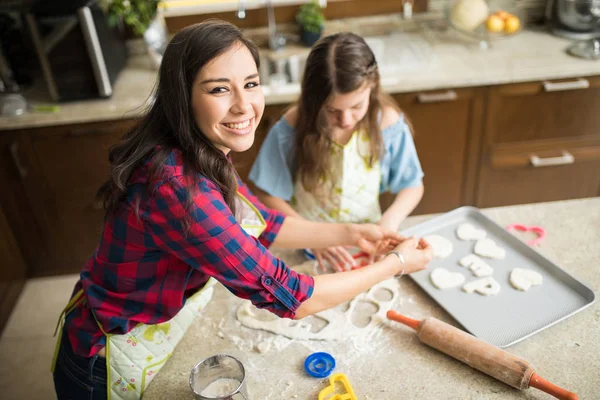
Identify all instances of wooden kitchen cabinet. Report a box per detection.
[386,87,486,215]
[11,119,138,276]
[0,134,34,334]
[477,76,600,208]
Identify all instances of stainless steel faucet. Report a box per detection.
[237,0,286,51]
[236,0,246,19]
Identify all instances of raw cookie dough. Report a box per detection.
[430,268,465,289]
[462,277,501,296]
[510,268,543,291]
[423,234,454,258]
[474,238,506,260]
[456,223,487,241]
[459,254,493,277]
[236,278,400,340]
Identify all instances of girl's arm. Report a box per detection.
[272,217,400,254]
[379,184,424,232]
[295,237,432,318]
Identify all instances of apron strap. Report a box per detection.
[51,289,86,373]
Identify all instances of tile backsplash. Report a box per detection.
[428,0,549,23]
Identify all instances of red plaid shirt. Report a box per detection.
[64,149,314,357]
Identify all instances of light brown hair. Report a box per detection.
[294,32,401,192]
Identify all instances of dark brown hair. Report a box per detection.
[98,20,260,220]
[294,32,400,192]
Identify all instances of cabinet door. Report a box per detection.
[17,119,138,276]
[0,206,27,335]
[486,76,600,144]
[477,137,600,207]
[387,88,485,215]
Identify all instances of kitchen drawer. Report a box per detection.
[476,138,600,208]
[485,75,600,144]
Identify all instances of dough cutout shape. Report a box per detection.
[462,277,501,296]
[236,278,399,340]
[459,254,493,277]
[510,268,543,291]
[456,223,487,241]
[430,268,465,290]
[423,235,454,259]
[474,238,506,260]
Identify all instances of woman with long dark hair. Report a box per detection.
[249,32,425,272]
[51,21,432,400]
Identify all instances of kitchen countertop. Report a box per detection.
[144,197,599,400]
[2,23,599,131]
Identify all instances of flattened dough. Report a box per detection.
[474,238,506,260]
[430,268,465,289]
[456,223,487,241]
[510,268,543,291]
[462,277,501,296]
[423,235,454,259]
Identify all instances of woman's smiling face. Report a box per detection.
[191,42,265,154]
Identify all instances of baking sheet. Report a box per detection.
[400,206,595,348]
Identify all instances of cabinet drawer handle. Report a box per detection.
[9,141,28,178]
[542,79,589,92]
[530,151,574,167]
[417,90,457,103]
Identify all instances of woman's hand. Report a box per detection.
[388,237,433,275]
[312,247,356,273]
[348,223,404,255]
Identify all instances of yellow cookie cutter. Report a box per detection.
[318,372,357,400]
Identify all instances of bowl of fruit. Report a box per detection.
[447,0,525,47]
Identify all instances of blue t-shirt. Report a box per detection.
[249,115,424,201]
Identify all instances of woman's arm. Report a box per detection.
[379,184,424,232]
[295,237,432,318]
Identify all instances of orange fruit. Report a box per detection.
[504,15,520,34]
[486,15,505,33]
[495,10,510,20]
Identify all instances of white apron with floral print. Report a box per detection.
[293,130,382,223]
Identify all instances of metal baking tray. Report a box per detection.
[400,206,596,348]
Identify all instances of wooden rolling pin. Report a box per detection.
[387,310,578,400]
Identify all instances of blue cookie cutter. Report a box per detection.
[304,352,336,378]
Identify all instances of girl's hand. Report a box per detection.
[389,237,433,275]
[312,247,357,273]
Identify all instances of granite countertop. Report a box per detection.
[2,22,599,131]
[144,197,599,400]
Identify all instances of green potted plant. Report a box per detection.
[296,0,325,47]
[102,0,167,69]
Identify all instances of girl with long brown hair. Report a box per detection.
[250,32,425,272]
[51,21,432,400]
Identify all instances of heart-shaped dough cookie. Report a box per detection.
[430,268,465,289]
[456,223,487,241]
[423,235,454,259]
[469,261,494,277]
[510,268,543,291]
[462,277,501,296]
[458,254,493,277]
[474,238,506,260]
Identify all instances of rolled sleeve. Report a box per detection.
[380,116,425,194]
[144,175,314,318]
[248,117,296,201]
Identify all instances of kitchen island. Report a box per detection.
[144,197,599,399]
